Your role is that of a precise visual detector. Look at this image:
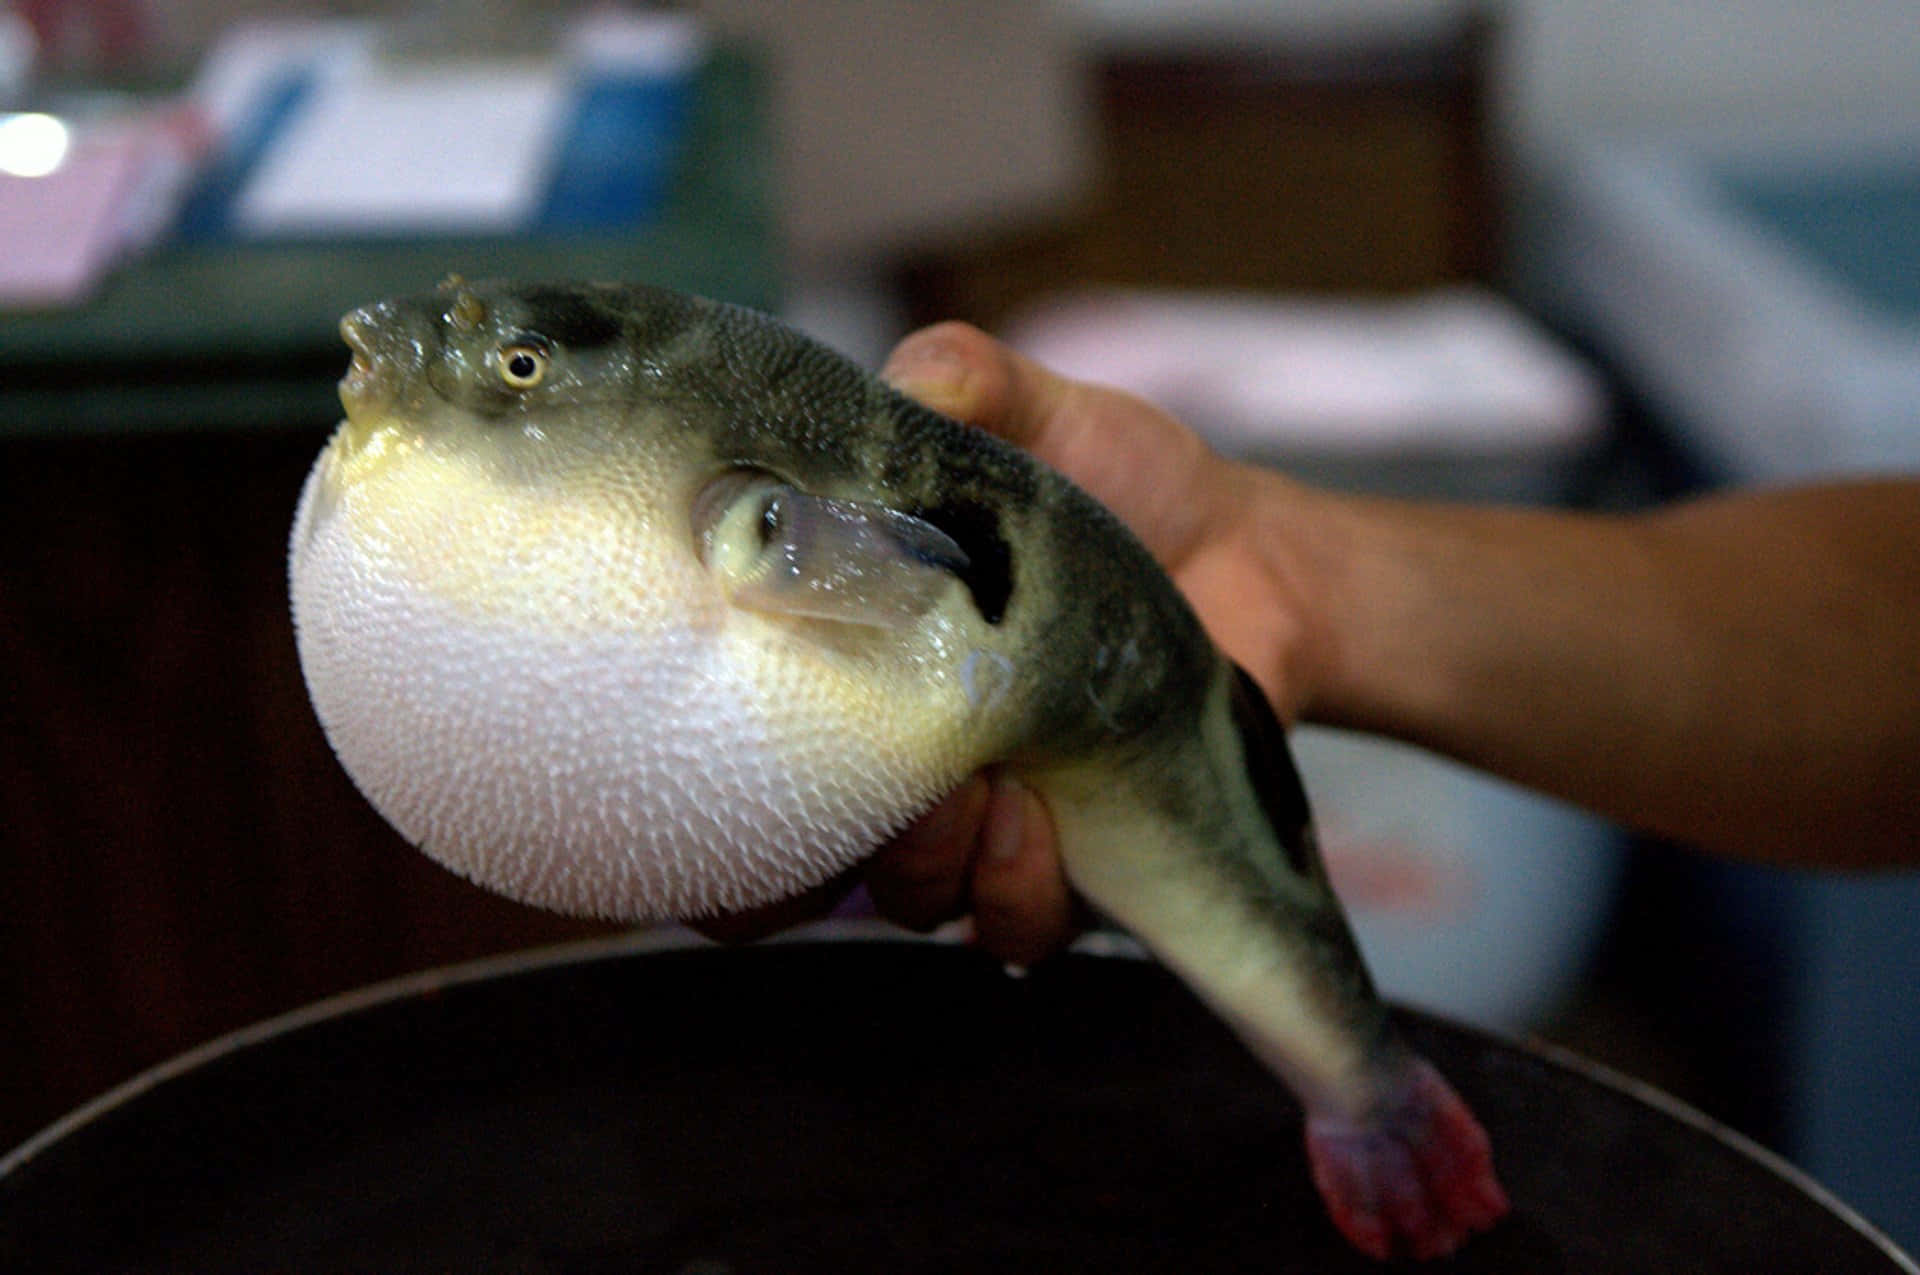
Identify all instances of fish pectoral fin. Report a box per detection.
[708,478,969,629]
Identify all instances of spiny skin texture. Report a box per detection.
[288,279,1507,1259]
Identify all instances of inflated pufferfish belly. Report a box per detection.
[291,399,996,920]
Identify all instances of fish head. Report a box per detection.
[290,279,1015,922]
[298,279,711,641]
[324,278,661,493]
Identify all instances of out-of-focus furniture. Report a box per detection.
[900,9,1500,331]
[0,52,776,438]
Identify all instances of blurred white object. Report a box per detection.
[1007,287,1607,501]
[1522,132,1920,480]
[1295,726,1619,1033]
[559,8,708,77]
[0,109,64,176]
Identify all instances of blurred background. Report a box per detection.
[1,0,1915,1251]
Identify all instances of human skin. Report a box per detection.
[705,322,1920,960]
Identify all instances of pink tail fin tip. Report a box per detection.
[1304,1056,1510,1261]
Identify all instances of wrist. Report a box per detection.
[1204,465,1364,726]
[1249,479,1447,739]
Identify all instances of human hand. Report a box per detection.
[703,323,1325,960]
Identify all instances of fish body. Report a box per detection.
[289,279,1507,1259]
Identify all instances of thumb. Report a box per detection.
[881,322,1077,459]
[883,321,1227,576]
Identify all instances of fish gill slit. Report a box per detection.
[913,500,1013,625]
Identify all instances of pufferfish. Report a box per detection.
[288,278,1509,1260]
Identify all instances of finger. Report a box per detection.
[882,322,1069,452]
[969,772,1079,967]
[691,868,860,944]
[882,323,1129,484]
[863,774,992,931]
[881,322,1017,434]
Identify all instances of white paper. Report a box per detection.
[233,61,567,236]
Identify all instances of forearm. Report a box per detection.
[1283,478,1920,866]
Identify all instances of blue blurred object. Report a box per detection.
[539,65,695,231]
[1793,874,1920,1256]
[173,70,311,240]
[1724,166,1920,320]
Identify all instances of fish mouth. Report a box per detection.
[337,306,391,425]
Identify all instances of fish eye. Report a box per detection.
[496,342,549,390]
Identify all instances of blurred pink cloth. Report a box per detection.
[1005,288,1605,458]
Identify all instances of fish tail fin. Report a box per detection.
[1219,663,1509,1255]
[1304,1053,1510,1261]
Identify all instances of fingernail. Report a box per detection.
[982,773,1029,865]
[882,336,968,407]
